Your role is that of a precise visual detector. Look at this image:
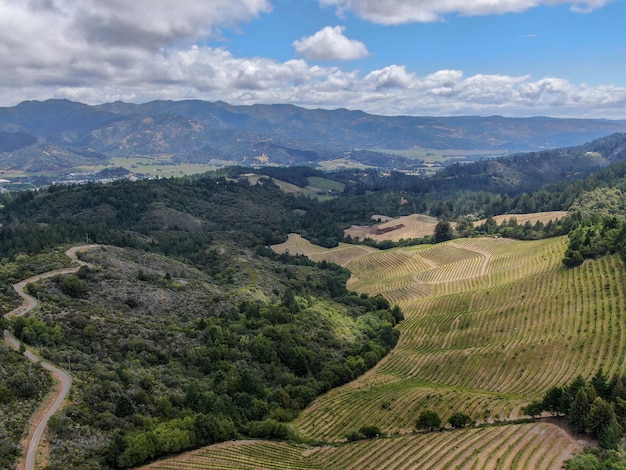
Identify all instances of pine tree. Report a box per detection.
[599,414,622,450]
[585,396,614,438]
[568,387,592,434]
[542,386,563,415]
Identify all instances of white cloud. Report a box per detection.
[293,26,370,61]
[0,0,625,119]
[364,65,415,89]
[2,38,626,119]
[319,0,614,24]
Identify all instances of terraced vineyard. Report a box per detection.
[295,236,626,441]
[148,234,626,469]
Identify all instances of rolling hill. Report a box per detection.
[3,131,626,468]
[148,233,626,469]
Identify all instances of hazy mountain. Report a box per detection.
[1,99,626,171]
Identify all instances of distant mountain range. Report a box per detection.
[1,99,626,171]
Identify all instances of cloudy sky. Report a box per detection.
[1,0,625,118]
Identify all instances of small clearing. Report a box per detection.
[345,213,439,242]
[475,211,568,227]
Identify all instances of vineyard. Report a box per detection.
[144,423,578,469]
[147,233,626,469]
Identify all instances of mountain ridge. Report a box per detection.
[2,99,626,171]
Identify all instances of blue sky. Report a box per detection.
[1,0,625,118]
[223,0,625,86]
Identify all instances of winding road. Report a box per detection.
[2,245,99,470]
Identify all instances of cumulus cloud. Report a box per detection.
[0,0,625,119]
[0,0,271,65]
[319,0,613,24]
[293,26,370,61]
[364,65,415,89]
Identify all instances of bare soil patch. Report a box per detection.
[345,213,439,242]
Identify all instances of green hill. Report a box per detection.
[0,175,401,468]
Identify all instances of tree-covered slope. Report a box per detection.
[0,175,402,468]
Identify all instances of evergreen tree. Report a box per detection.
[586,397,615,438]
[592,369,611,400]
[542,386,563,415]
[599,414,622,450]
[568,387,593,434]
[433,221,454,243]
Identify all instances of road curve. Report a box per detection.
[3,245,99,470]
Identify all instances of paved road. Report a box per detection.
[3,245,98,470]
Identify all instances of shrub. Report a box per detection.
[359,425,383,438]
[345,429,364,442]
[61,274,86,297]
[416,410,441,432]
[448,412,472,428]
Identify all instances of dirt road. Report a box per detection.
[3,245,99,470]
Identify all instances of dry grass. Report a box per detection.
[475,211,568,227]
[344,214,439,242]
[271,233,377,265]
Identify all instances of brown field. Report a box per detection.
[271,233,377,265]
[475,210,568,227]
[345,214,440,242]
[345,211,568,242]
[237,174,305,194]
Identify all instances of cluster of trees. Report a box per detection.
[562,188,626,267]
[344,410,473,443]
[563,216,626,267]
[415,410,473,432]
[523,371,626,451]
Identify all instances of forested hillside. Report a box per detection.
[0,175,402,468]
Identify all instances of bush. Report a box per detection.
[416,410,441,432]
[247,419,296,440]
[522,400,544,418]
[61,274,86,297]
[345,429,364,442]
[448,412,472,428]
[359,425,383,438]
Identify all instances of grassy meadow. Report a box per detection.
[146,231,626,469]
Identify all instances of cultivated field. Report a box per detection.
[144,422,578,470]
[345,214,440,242]
[149,233,625,469]
[236,174,346,200]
